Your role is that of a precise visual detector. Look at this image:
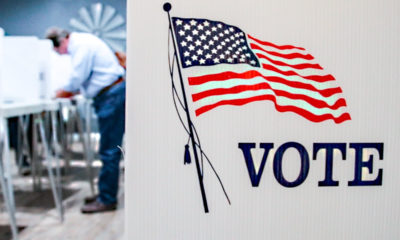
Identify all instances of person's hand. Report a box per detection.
[55,89,75,98]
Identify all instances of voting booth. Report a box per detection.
[0,30,71,103]
[126,0,400,239]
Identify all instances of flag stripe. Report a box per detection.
[256,53,323,70]
[194,89,347,116]
[191,75,342,98]
[191,67,337,90]
[262,64,335,82]
[250,43,314,60]
[189,70,342,97]
[191,82,347,110]
[195,94,351,124]
[247,34,306,51]
[191,76,343,105]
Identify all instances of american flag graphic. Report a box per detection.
[172,17,351,123]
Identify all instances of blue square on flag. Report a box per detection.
[172,17,260,68]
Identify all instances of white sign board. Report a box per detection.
[126,1,400,239]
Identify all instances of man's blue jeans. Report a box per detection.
[93,81,126,205]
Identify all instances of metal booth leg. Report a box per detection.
[50,110,64,219]
[0,118,18,240]
[33,113,64,222]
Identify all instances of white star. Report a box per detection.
[184,24,191,30]
[228,47,233,50]
[195,40,201,46]
[235,51,240,55]
[213,36,219,41]
[180,41,187,47]
[176,19,183,25]
[205,30,211,36]
[239,32,244,36]
[200,34,207,40]
[229,27,234,32]
[227,58,233,63]
[238,48,243,52]
[250,60,256,65]
[213,58,220,63]
[199,58,206,64]
[188,45,195,51]
[204,21,210,27]
[186,36,193,42]
[219,33,224,37]
[232,44,237,48]
[217,45,223,50]
[230,36,235,40]
[225,50,230,54]
[219,54,225,59]
[211,49,217,54]
[203,45,209,50]
[178,30,185,36]
[233,54,238,58]
[190,20,197,26]
[242,46,248,50]
[209,40,215,45]
[211,27,217,32]
[217,23,222,28]
[184,51,190,57]
[224,30,229,34]
[185,60,191,66]
[221,42,226,46]
[245,53,251,57]
[197,25,204,30]
[192,29,199,35]
[235,40,240,44]
[240,39,245,43]
[225,38,230,42]
[205,53,212,59]
[191,55,198,61]
[234,33,239,38]
[196,49,203,55]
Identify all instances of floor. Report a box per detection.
[0,145,125,240]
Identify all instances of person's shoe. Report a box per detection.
[20,167,31,176]
[84,195,98,204]
[81,200,117,214]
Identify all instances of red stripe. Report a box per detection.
[256,53,322,70]
[192,82,347,109]
[195,95,351,124]
[247,34,305,51]
[266,76,341,97]
[262,64,335,82]
[250,43,314,60]
[189,70,341,97]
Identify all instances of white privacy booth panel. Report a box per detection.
[48,51,72,98]
[37,39,52,100]
[0,28,4,101]
[2,36,40,102]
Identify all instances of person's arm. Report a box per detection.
[55,89,75,98]
[63,46,94,93]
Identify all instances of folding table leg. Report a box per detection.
[58,104,70,173]
[34,114,64,222]
[50,110,64,219]
[0,118,18,240]
[17,116,31,173]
